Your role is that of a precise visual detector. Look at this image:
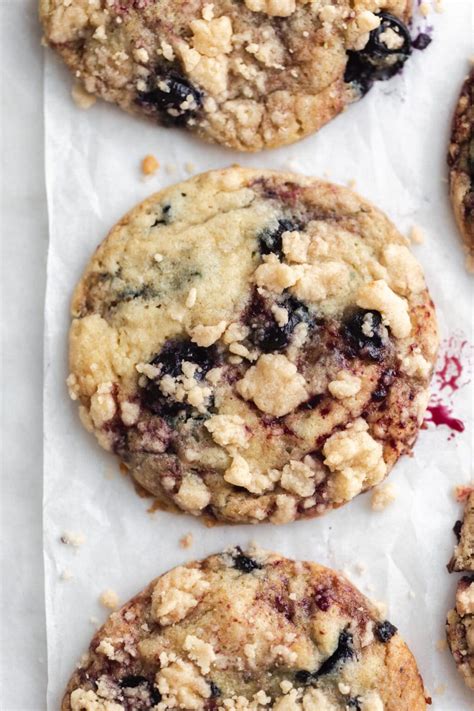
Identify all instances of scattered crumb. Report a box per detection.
[409,225,425,244]
[89,616,100,627]
[434,0,443,12]
[60,531,86,548]
[165,163,177,175]
[353,562,366,576]
[185,161,196,174]
[436,638,448,652]
[347,179,357,189]
[419,1,430,17]
[434,683,446,696]
[71,83,96,109]
[99,589,120,610]
[454,484,474,502]
[371,483,397,511]
[179,532,194,549]
[60,569,74,581]
[373,599,388,617]
[141,154,159,176]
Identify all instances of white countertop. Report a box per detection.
[1,2,48,708]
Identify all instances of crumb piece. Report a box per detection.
[180,533,194,549]
[183,634,216,674]
[371,483,397,511]
[60,569,74,581]
[434,0,443,12]
[328,370,361,399]
[347,179,357,189]
[189,321,227,347]
[71,83,96,109]
[373,599,387,618]
[185,161,196,174]
[236,353,308,417]
[410,225,425,244]
[154,253,164,262]
[99,589,120,610]
[60,531,86,548]
[419,1,430,17]
[436,638,448,652]
[89,616,99,626]
[353,562,366,575]
[186,287,197,308]
[141,154,159,176]
[165,163,177,175]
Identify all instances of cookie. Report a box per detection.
[40,0,413,151]
[447,576,474,691]
[448,492,474,573]
[61,547,429,711]
[67,167,438,524]
[448,67,474,272]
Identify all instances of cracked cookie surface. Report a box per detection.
[68,167,438,524]
[61,547,429,711]
[448,67,474,271]
[447,576,474,691]
[40,0,412,151]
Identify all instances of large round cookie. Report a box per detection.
[448,66,474,272]
[40,0,413,151]
[68,167,438,524]
[62,547,429,710]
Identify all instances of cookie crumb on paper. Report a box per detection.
[371,483,397,511]
[71,83,96,109]
[99,589,120,610]
[141,154,159,176]
[454,484,474,502]
[60,531,85,548]
[179,532,194,549]
[410,225,425,244]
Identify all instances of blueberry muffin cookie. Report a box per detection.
[447,576,474,691]
[40,0,413,151]
[448,67,474,271]
[448,492,474,573]
[62,547,430,710]
[67,167,438,524]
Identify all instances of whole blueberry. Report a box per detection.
[375,620,398,643]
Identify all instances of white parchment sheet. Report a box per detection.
[44,2,473,708]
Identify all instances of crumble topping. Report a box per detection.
[205,414,250,449]
[328,371,362,400]
[323,419,387,502]
[151,566,209,625]
[356,280,411,339]
[175,475,211,512]
[189,321,227,347]
[183,635,216,674]
[156,659,210,709]
[236,354,308,417]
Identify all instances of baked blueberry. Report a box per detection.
[345,12,412,94]
[138,71,202,126]
[375,620,398,643]
[316,629,355,676]
[231,547,262,573]
[258,218,300,258]
[342,308,386,361]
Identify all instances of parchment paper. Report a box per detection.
[44,2,473,708]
